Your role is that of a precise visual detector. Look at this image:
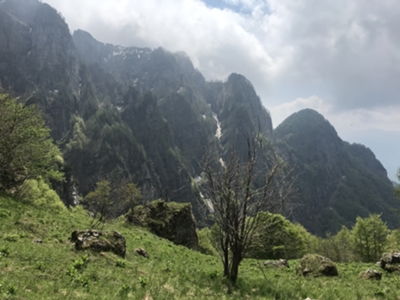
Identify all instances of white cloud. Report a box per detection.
[271,95,400,133]
[270,95,331,126]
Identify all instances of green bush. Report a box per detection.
[197,228,218,256]
[246,212,309,259]
[0,92,63,192]
[115,259,126,268]
[17,178,66,212]
[3,233,19,242]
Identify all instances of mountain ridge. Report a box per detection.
[0,0,397,235]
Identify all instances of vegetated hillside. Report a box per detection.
[0,0,397,236]
[274,109,399,236]
[3,195,400,299]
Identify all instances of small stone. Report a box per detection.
[264,259,289,268]
[135,248,149,258]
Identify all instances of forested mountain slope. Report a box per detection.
[0,0,396,235]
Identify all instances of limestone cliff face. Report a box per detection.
[274,109,398,235]
[205,73,273,160]
[345,143,389,180]
[0,0,79,139]
[0,0,79,91]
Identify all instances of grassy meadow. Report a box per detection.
[1,194,400,300]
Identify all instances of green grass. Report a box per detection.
[1,194,400,299]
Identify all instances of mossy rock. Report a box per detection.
[71,230,126,258]
[358,269,382,280]
[126,199,198,250]
[296,254,338,277]
[378,252,400,273]
[264,259,290,268]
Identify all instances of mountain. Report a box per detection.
[0,0,397,235]
[340,129,400,182]
[274,109,398,235]
[0,0,79,139]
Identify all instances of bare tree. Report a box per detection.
[201,135,296,284]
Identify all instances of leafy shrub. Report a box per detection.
[7,285,16,295]
[0,246,10,257]
[0,93,63,192]
[115,259,126,268]
[197,228,218,256]
[246,212,309,259]
[0,209,11,218]
[3,233,19,242]
[138,276,147,288]
[17,178,66,212]
[36,262,46,272]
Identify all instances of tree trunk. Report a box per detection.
[228,252,242,284]
[223,250,229,277]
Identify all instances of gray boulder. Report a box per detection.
[126,200,198,250]
[264,259,289,268]
[296,254,338,277]
[378,252,400,273]
[71,230,126,258]
[358,269,382,280]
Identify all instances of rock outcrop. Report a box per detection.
[126,199,198,250]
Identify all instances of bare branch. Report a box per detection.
[198,133,297,283]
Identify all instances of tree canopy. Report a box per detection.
[351,214,388,262]
[0,93,63,192]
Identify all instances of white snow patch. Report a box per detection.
[219,158,226,168]
[199,191,214,213]
[204,198,214,213]
[212,113,222,139]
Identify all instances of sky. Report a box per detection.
[44,0,400,181]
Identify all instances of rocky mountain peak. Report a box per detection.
[274,108,398,235]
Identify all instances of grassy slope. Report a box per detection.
[1,195,400,300]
